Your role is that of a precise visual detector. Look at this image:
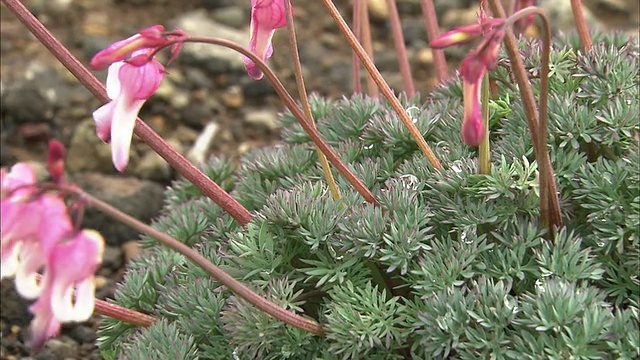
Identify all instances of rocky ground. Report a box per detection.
[1,0,637,359]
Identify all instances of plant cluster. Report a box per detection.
[99,32,639,359]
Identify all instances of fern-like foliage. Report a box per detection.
[99,32,639,359]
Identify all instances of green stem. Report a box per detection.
[478,75,491,175]
[283,0,342,202]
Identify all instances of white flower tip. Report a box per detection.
[15,269,43,299]
[52,279,96,322]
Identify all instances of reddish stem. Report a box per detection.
[419,0,450,82]
[570,0,593,49]
[351,0,363,94]
[386,0,416,96]
[2,0,252,226]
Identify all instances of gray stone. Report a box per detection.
[170,10,249,74]
[73,172,165,246]
[66,119,117,174]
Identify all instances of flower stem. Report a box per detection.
[419,0,450,82]
[488,1,563,230]
[570,0,593,50]
[185,37,378,206]
[321,0,443,172]
[386,0,415,96]
[1,0,252,226]
[283,0,341,202]
[478,74,491,175]
[70,186,325,336]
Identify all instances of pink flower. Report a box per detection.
[457,29,504,147]
[90,25,166,71]
[92,49,165,172]
[28,230,104,349]
[243,0,290,80]
[459,56,487,147]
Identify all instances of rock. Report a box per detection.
[538,0,601,31]
[368,0,389,22]
[73,172,165,246]
[66,119,117,174]
[122,241,142,263]
[245,110,279,131]
[170,10,249,74]
[37,338,77,360]
[187,122,220,165]
[1,62,69,125]
[101,246,124,274]
[221,85,245,108]
[211,6,248,28]
[132,149,172,181]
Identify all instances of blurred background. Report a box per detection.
[0,0,637,358]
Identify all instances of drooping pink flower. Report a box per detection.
[457,29,505,147]
[28,230,104,349]
[243,0,290,80]
[92,49,165,172]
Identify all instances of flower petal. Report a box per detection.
[92,101,115,143]
[111,95,145,172]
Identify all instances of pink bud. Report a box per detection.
[47,139,66,183]
[90,25,166,70]
[430,24,483,49]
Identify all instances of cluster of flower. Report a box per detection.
[1,141,104,348]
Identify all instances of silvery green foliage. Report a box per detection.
[99,32,639,359]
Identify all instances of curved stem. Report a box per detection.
[385,0,415,96]
[489,1,563,230]
[419,0,450,82]
[321,0,443,172]
[185,36,378,205]
[570,0,593,50]
[68,186,325,336]
[1,0,252,226]
[283,0,341,202]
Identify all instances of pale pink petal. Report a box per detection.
[48,230,104,322]
[105,62,125,99]
[111,94,145,172]
[92,101,115,143]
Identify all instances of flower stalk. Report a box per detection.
[487,0,563,230]
[386,0,415,96]
[570,0,593,49]
[478,74,491,174]
[419,0,450,82]
[322,0,443,172]
[283,0,342,202]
